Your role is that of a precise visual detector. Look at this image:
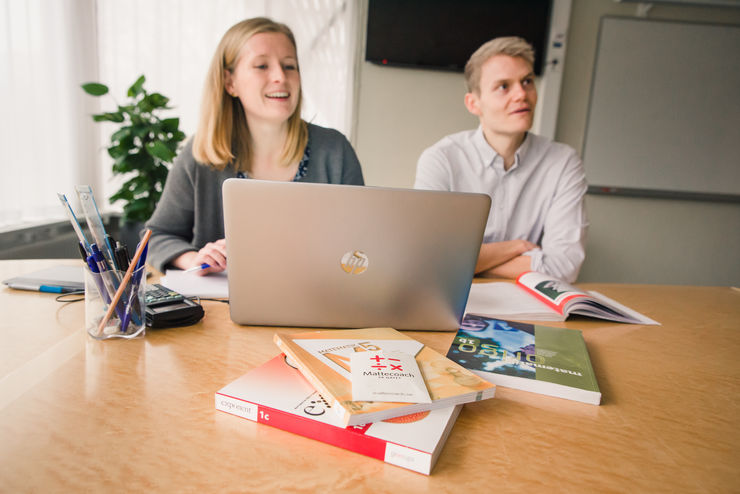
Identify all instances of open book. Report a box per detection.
[465,271,659,325]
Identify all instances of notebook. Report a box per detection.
[222,179,490,331]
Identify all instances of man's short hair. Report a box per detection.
[464,37,535,93]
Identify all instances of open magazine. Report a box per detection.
[465,271,659,325]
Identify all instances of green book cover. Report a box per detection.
[446,315,601,405]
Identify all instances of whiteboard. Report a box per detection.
[582,17,740,200]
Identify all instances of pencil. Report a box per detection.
[96,229,152,336]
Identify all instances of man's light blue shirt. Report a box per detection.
[414,127,588,283]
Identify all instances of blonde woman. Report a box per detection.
[146,17,364,274]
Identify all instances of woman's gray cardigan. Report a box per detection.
[144,123,365,273]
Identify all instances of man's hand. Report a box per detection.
[475,239,537,275]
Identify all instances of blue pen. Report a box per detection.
[184,263,210,273]
[91,243,127,321]
[85,256,112,304]
[38,285,78,294]
[120,244,148,333]
[90,244,111,273]
[7,282,77,293]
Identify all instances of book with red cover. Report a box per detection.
[215,355,461,475]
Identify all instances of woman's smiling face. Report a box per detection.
[225,31,301,126]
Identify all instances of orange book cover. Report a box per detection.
[273,327,495,426]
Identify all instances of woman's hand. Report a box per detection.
[172,239,227,275]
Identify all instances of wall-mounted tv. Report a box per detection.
[365,0,552,76]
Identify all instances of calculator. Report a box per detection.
[144,284,204,328]
[145,284,185,307]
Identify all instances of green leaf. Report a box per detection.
[111,127,133,145]
[107,144,129,160]
[120,176,145,192]
[127,75,146,98]
[145,93,169,108]
[146,140,176,162]
[152,164,170,183]
[81,82,108,96]
[133,180,151,195]
[125,151,156,169]
[123,199,154,223]
[118,104,136,115]
[137,98,153,113]
[92,112,125,123]
[112,162,132,174]
[110,188,135,203]
[130,113,146,126]
[122,198,153,223]
[161,118,180,132]
[127,199,149,212]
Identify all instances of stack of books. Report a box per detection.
[215,327,496,475]
[215,272,649,474]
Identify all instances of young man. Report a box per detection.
[414,37,587,283]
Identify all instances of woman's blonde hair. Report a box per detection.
[193,17,308,172]
[464,36,535,94]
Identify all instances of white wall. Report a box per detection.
[355,63,477,187]
[353,0,740,286]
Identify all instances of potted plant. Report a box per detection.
[82,75,186,245]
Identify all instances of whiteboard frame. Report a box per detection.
[582,16,740,203]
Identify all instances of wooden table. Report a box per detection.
[1,259,738,492]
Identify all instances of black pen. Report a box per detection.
[77,241,89,263]
[105,234,119,270]
[115,241,130,272]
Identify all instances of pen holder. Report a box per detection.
[85,266,147,340]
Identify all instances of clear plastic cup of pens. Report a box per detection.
[85,265,147,339]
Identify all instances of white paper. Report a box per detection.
[350,351,431,403]
[294,339,424,380]
[585,291,661,325]
[160,269,229,298]
[465,282,563,321]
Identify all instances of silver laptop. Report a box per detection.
[222,179,490,331]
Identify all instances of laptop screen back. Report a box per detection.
[223,179,490,331]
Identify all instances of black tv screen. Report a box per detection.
[365,0,552,76]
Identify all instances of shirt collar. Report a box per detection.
[516,132,533,168]
[472,126,496,170]
[474,126,532,173]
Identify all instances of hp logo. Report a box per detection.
[340,250,368,274]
